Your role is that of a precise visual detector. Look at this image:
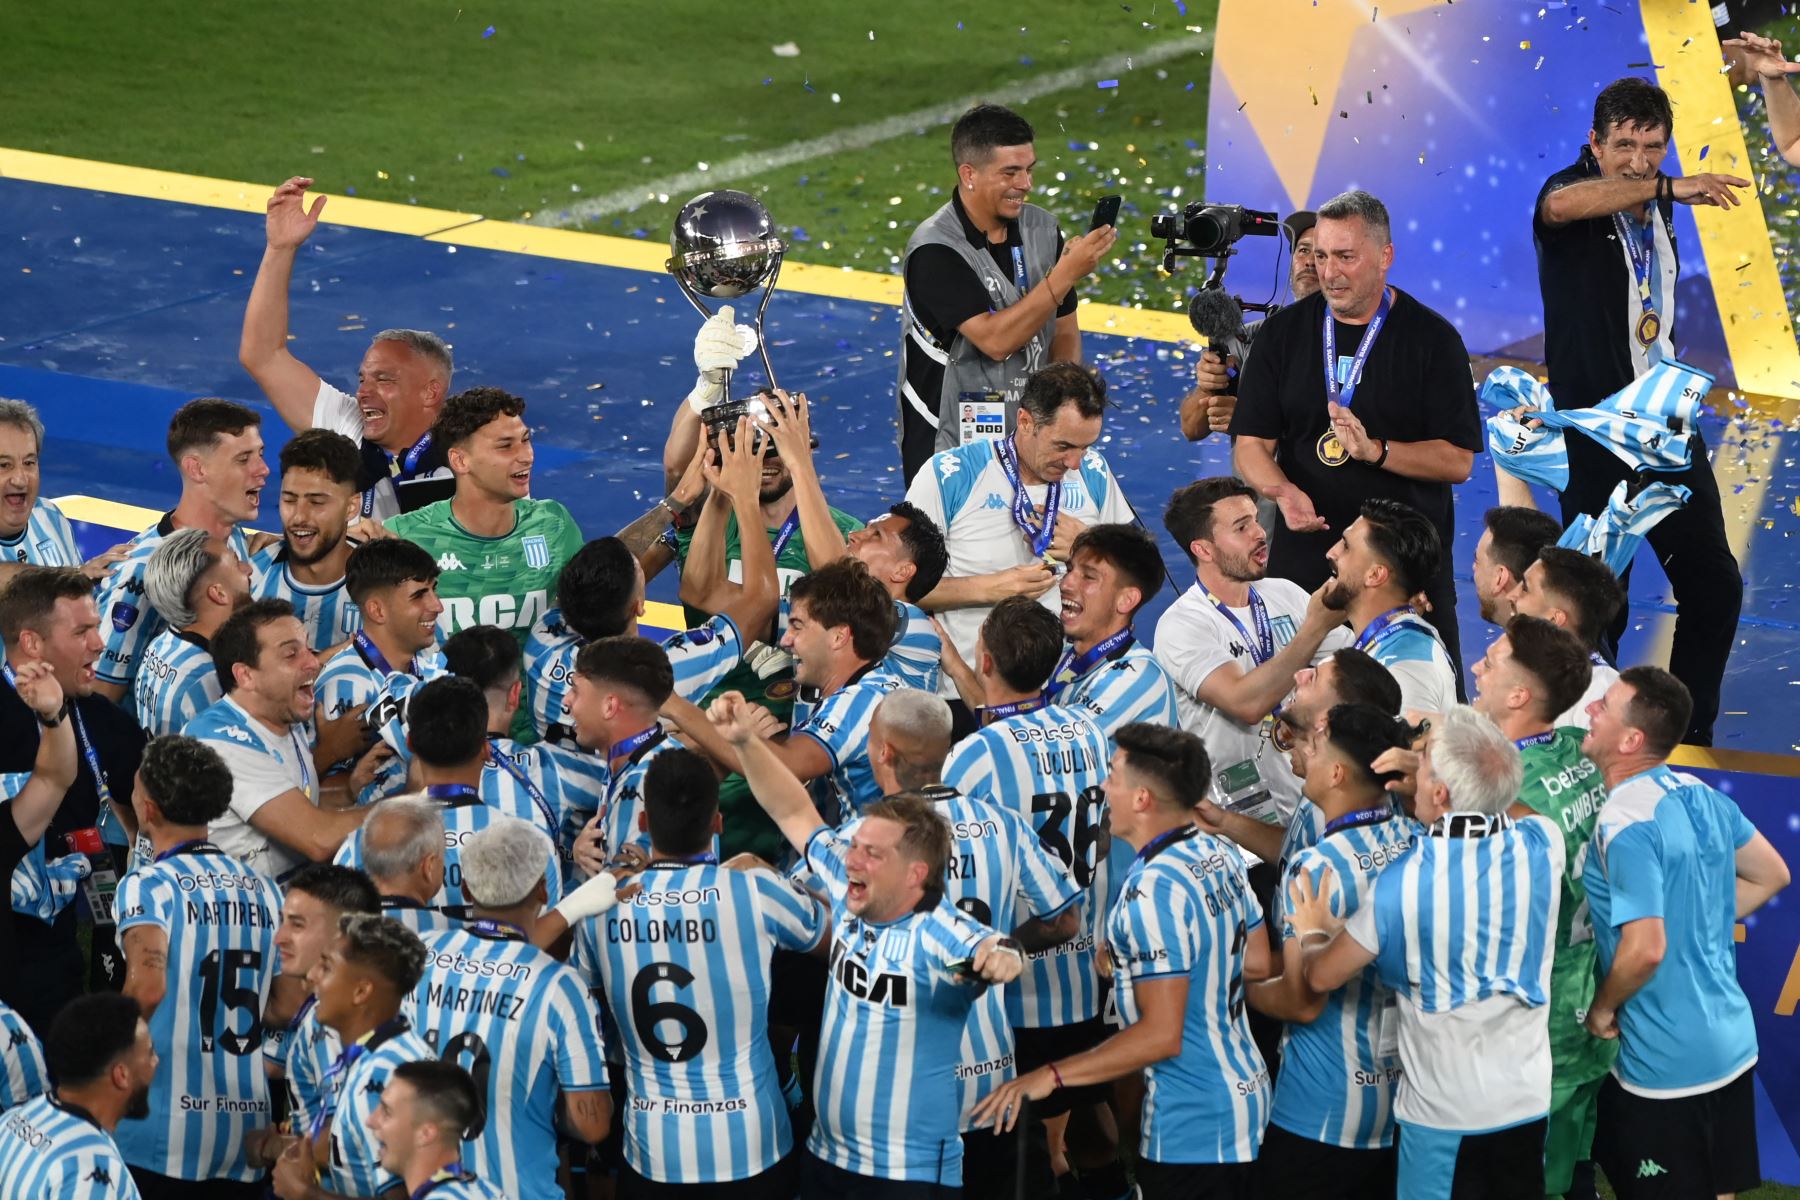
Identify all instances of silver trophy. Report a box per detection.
[666,189,787,398]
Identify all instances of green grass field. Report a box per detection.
[13,5,1799,1194]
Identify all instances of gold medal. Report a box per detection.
[1635,309,1661,347]
[1316,430,1350,467]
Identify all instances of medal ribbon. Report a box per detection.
[977,694,1047,725]
[1008,244,1029,293]
[1324,805,1396,836]
[994,437,1060,558]
[1611,211,1659,325]
[1045,629,1134,700]
[1194,579,1275,665]
[1352,606,1416,655]
[310,1016,410,1141]
[468,918,529,941]
[354,631,417,678]
[361,431,438,517]
[487,738,558,833]
[1322,289,1392,410]
[1513,731,1556,750]
[770,509,801,559]
[411,1168,479,1200]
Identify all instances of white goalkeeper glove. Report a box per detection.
[685,306,760,413]
[552,869,620,925]
[744,639,794,680]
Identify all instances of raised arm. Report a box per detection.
[955,229,1113,361]
[1728,33,1800,166]
[759,390,847,569]
[710,692,828,855]
[5,663,78,846]
[1539,171,1750,227]
[238,177,329,431]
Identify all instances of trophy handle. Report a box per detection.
[751,249,785,391]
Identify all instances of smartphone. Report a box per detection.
[1089,194,1122,232]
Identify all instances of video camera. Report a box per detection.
[1150,203,1281,272]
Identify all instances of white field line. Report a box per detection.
[529,34,1211,228]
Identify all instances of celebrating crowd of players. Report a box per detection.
[0,93,1794,1200]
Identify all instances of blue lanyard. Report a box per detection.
[1611,212,1657,309]
[312,1016,409,1140]
[608,726,663,766]
[1589,651,1608,667]
[425,783,479,803]
[978,694,1046,725]
[153,838,215,862]
[994,437,1060,558]
[1046,628,1133,700]
[354,631,416,678]
[363,432,437,517]
[468,918,528,941]
[647,853,720,869]
[770,509,801,559]
[1134,823,1194,865]
[486,738,558,833]
[1353,606,1415,654]
[1008,244,1028,293]
[410,1168,478,1200]
[1194,579,1274,665]
[1513,731,1556,750]
[1324,805,1395,836]
[1322,289,1392,410]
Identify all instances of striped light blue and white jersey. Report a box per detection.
[248,542,362,652]
[0,498,81,568]
[1583,765,1760,1098]
[406,1169,507,1199]
[132,629,221,739]
[319,1018,436,1199]
[803,826,995,1186]
[94,516,252,689]
[1107,825,1269,1164]
[1052,639,1179,747]
[585,730,684,863]
[335,784,564,919]
[409,922,610,1200]
[882,601,941,693]
[0,1002,47,1111]
[1357,611,1457,717]
[904,439,1134,695]
[575,861,827,1183]
[858,786,1080,1126]
[1345,812,1562,1133]
[380,895,462,938]
[1270,810,1417,1150]
[523,610,744,746]
[314,640,448,802]
[264,995,337,1138]
[1276,799,1329,880]
[941,703,1110,1027]
[112,842,282,1182]
[790,668,908,826]
[486,735,606,852]
[183,696,318,884]
[0,1094,141,1199]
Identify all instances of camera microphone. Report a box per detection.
[1188,286,1246,351]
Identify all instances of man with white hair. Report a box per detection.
[405,817,619,1200]
[1290,705,1564,1200]
[133,528,253,737]
[355,797,454,937]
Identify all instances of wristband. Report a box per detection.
[1373,438,1390,468]
[1297,928,1332,945]
[1047,1061,1066,1091]
[36,702,67,730]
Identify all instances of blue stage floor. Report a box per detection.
[3,170,1798,755]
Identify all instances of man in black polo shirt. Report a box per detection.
[896,103,1115,484]
[1230,188,1482,684]
[0,567,146,1032]
[1533,76,1751,745]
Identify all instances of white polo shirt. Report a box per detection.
[1154,577,1349,827]
[905,438,1133,695]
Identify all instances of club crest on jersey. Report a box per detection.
[522,535,550,569]
[765,679,798,702]
[110,602,139,632]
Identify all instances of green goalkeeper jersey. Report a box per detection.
[1516,726,1619,1089]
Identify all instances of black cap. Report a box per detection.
[1284,211,1317,243]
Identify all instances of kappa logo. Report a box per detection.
[937,456,961,480]
[437,553,466,572]
[981,493,1008,511]
[1636,1160,1668,1179]
[218,724,256,745]
[522,534,550,570]
[86,1166,112,1186]
[5,1029,24,1049]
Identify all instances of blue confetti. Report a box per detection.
[1173,0,1186,10]
[345,185,357,195]
[482,24,495,38]
[1020,55,1034,66]
[763,77,773,86]
[1699,144,1710,160]
[491,167,511,178]
[1097,79,1119,89]
[1185,81,1194,91]
[791,226,811,242]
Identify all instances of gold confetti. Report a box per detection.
[1520,40,1531,49]
[1309,86,1319,106]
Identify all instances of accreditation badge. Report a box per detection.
[957,391,1008,445]
[1316,429,1351,467]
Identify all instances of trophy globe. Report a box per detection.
[667,189,786,389]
